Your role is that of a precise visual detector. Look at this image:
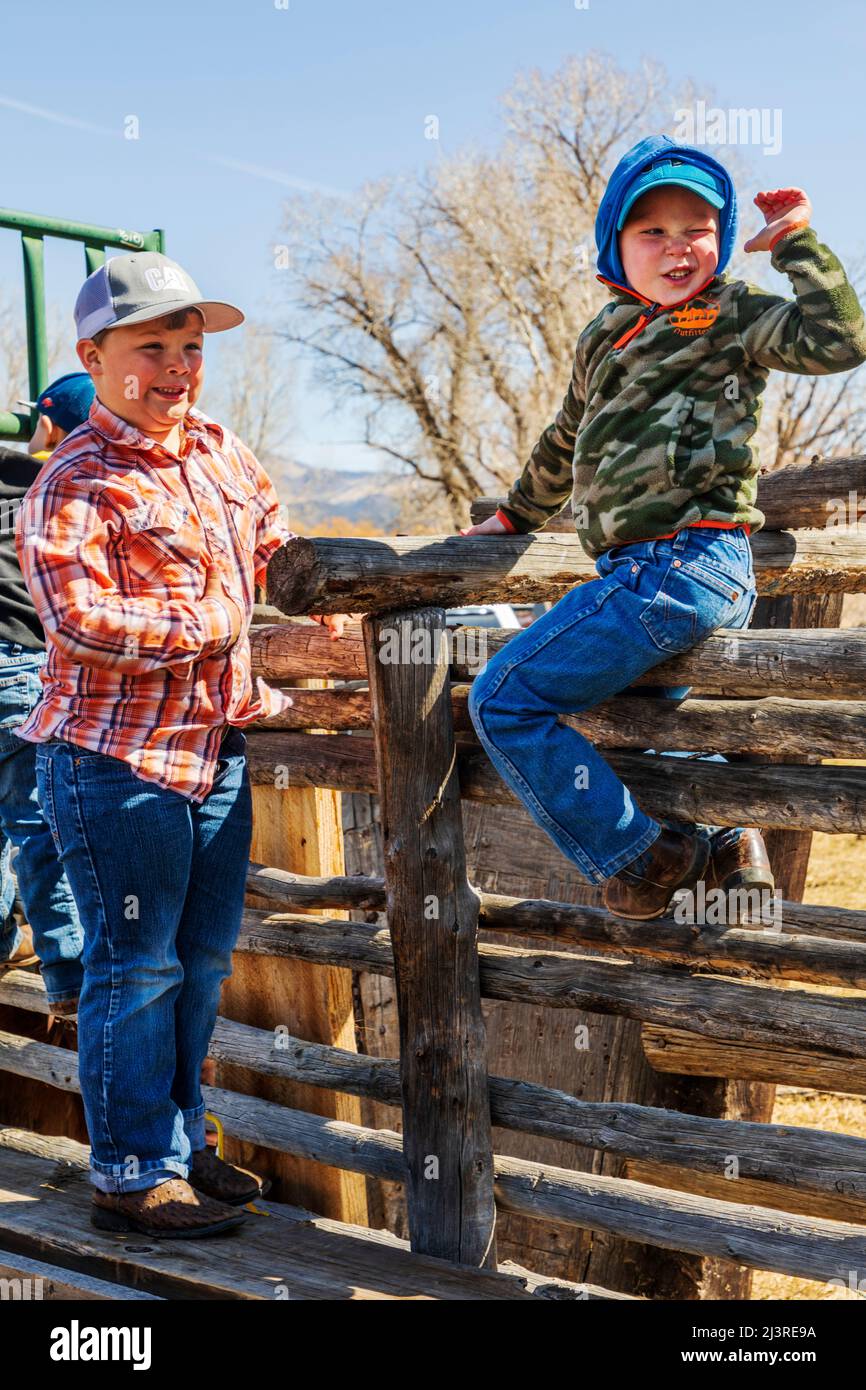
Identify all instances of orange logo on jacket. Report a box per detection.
[669,298,720,336]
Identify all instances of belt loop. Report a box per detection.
[672,529,687,550]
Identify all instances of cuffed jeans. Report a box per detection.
[468,526,758,884]
[0,640,84,1007]
[35,726,252,1193]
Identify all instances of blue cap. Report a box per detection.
[595,136,737,286]
[615,159,726,231]
[27,372,96,434]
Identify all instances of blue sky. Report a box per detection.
[1,0,863,470]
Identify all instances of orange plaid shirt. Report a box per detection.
[15,399,296,802]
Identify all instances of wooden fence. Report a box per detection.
[2,453,866,1297]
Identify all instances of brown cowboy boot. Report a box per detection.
[91,1177,247,1238]
[188,1146,271,1206]
[708,827,775,923]
[0,923,39,973]
[709,827,774,893]
[603,826,710,921]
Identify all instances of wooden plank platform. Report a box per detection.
[0,1248,162,1300]
[0,1129,617,1301]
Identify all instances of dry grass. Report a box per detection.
[749,822,866,1299]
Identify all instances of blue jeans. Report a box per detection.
[35,726,252,1193]
[468,526,758,884]
[0,640,84,1007]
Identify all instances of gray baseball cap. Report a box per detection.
[74,252,244,340]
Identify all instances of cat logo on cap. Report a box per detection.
[670,298,720,337]
[143,266,191,295]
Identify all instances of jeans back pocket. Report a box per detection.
[640,557,748,655]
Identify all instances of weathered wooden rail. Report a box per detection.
[3,454,866,1299]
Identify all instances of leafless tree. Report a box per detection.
[276,54,682,526]
[0,291,74,440]
[204,322,293,458]
[0,295,29,414]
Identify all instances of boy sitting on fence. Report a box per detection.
[15,251,351,1239]
[462,134,866,923]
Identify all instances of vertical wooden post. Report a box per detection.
[364,607,497,1267]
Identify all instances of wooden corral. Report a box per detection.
[2,455,866,1298]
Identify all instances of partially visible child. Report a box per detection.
[463,135,866,922]
[0,373,94,1016]
[16,252,352,1238]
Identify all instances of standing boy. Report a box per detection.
[16,252,348,1237]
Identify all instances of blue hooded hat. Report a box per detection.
[594,134,738,290]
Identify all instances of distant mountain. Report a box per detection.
[261,453,407,533]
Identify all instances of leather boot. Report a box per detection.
[709,827,775,923]
[188,1146,271,1206]
[0,923,38,973]
[603,826,710,921]
[91,1177,247,1238]
[709,827,774,893]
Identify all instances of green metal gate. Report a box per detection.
[0,210,164,441]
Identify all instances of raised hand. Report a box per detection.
[743,187,812,254]
[459,515,510,536]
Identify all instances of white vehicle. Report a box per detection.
[445,604,523,630]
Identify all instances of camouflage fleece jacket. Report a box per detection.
[497,225,866,559]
